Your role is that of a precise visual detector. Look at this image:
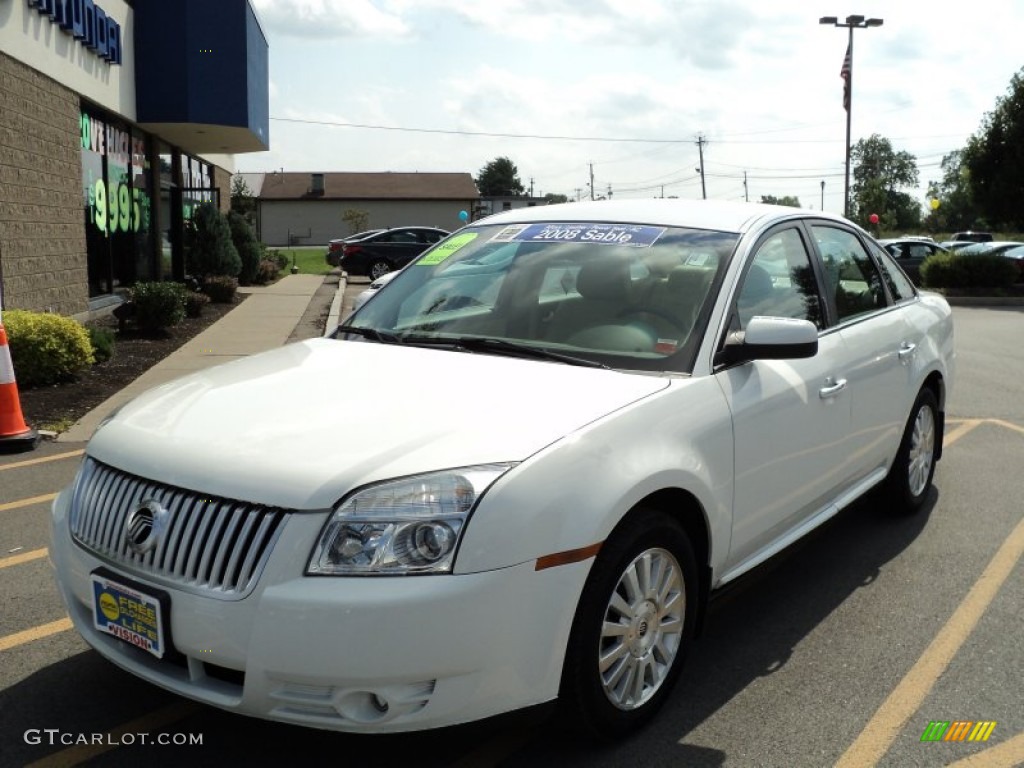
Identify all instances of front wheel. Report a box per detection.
[886,388,939,513]
[560,509,698,738]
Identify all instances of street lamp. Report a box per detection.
[820,14,883,218]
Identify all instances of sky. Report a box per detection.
[237,0,1024,215]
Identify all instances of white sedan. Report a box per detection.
[50,199,954,737]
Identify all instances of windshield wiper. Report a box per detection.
[402,335,610,369]
[334,325,403,343]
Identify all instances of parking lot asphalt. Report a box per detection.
[0,302,1021,768]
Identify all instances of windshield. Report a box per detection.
[340,221,738,373]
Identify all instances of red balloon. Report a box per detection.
[869,213,879,224]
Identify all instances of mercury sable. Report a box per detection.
[50,199,954,737]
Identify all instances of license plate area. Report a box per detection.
[91,568,170,660]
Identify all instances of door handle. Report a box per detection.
[898,342,917,361]
[819,377,847,399]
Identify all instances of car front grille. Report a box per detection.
[69,458,290,600]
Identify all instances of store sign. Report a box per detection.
[27,0,122,65]
[81,111,150,236]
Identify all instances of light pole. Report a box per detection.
[820,179,825,210]
[820,14,882,218]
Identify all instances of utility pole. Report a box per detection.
[743,171,748,202]
[695,134,707,200]
[821,180,826,210]
[575,187,582,202]
[529,177,535,197]
[607,184,613,199]
[589,164,595,200]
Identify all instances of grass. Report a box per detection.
[269,247,331,276]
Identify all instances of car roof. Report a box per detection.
[474,198,852,235]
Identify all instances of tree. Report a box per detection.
[476,157,525,197]
[184,203,241,279]
[230,175,256,224]
[963,68,1024,230]
[850,134,921,230]
[760,195,801,208]
[544,193,569,204]
[342,208,370,235]
[923,150,981,232]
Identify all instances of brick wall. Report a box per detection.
[0,53,88,316]
[213,166,231,215]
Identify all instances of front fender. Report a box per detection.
[454,376,734,579]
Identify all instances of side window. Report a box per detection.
[736,228,823,330]
[872,243,916,302]
[811,225,887,322]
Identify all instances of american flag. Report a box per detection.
[840,42,852,111]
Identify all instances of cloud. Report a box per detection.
[250,0,409,40]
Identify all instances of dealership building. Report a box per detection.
[0,0,269,318]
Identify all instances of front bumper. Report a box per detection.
[50,488,589,732]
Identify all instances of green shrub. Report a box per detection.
[184,202,242,279]
[921,253,1019,289]
[4,310,94,387]
[254,258,280,285]
[273,251,290,271]
[203,275,238,303]
[88,326,116,363]
[185,291,210,318]
[130,281,188,332]
[228,211,262,286]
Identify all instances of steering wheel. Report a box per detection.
[617,306,689,333]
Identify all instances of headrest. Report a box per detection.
[739,263,774,304]
[575,259,632,301]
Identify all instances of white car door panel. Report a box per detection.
[718,330,852,571]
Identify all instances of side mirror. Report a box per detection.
[716,316,818,367]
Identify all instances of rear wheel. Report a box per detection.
[369,260,391,280]
[560,509,698,738]
[886,388,939,513]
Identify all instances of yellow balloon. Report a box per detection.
[930,198,940,210]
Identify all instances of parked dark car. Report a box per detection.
[325,229,384,267]
[339,227,450,279]
[877,238,948,285]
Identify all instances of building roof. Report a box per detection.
[255,172,479,201]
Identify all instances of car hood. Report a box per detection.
[86,339,670,509]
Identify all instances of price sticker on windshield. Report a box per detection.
[418,232,478,266]
[491,223,665,247]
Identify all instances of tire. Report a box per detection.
[369,260,391,280]
[560,508,698,738]
[886,387,939,514]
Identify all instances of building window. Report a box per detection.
[80,103,156,297]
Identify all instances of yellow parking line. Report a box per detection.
[945,731,1024,767]
[24,700,200,768]
[0,449,84,472]
[943,418,983,448]
[0,618,73,652]
[0,547,47,570]
[835,514,1024,767]
[987,418,1024,437]
[0,493,58,513]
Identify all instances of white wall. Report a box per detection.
[258,200,472,246]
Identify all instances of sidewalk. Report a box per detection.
[59,273,344,443]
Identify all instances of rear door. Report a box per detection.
[808,223,918,478]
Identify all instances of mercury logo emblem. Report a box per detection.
[125,499,166,555]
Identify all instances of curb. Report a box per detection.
[324,270,347,336]
[944,296,1024,307]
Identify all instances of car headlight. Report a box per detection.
[307,465,514,575]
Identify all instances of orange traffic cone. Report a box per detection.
[0,320,39,452]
